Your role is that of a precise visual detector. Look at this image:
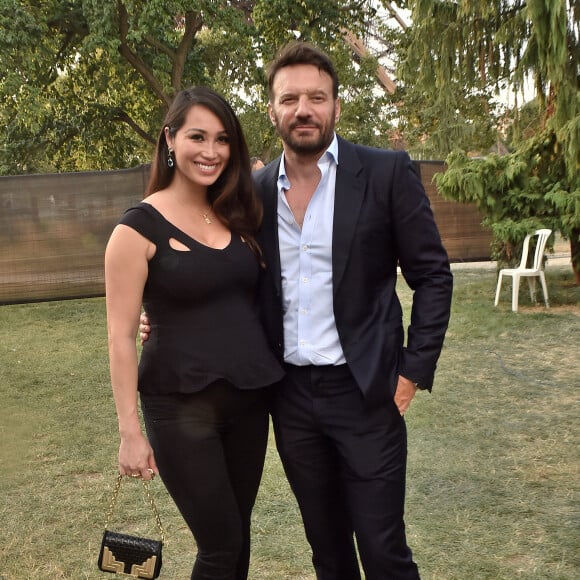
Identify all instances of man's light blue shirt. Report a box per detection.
[276,134,346,366]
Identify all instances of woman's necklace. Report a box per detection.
[201,207,213,224]
[171,190,213,224]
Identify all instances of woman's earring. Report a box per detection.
[167,148,175,168]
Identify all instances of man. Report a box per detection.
[253,42,452,579]
[142,41,452,578]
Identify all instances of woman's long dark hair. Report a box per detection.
[145,86,263,259]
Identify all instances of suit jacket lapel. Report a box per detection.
[258,162,282,296]
[332,137,365,292]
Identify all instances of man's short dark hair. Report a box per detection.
[267,41,339,100]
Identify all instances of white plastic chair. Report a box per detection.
[494,229,552,312]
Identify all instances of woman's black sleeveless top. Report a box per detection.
[119,202,283,395]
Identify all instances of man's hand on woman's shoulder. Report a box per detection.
[139,312,150,344]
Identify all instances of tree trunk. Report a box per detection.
[571,228,580,285]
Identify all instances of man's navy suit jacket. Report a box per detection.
[254,136,453,405]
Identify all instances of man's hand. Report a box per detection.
[394,375,418,415]
[139,312,151,345]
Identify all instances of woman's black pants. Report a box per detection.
[141,380,270,580]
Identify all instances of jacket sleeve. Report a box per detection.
[391,152,453,390]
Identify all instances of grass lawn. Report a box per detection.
[0,265,578,579]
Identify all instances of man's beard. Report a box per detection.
[275,116,335,156]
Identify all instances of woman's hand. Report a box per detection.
[118,430,159,481]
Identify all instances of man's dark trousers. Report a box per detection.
[271,363,420,580]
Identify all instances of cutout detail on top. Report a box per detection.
[169,238,191,252]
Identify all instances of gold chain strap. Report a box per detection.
[104,474,166,544]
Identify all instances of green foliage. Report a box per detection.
[436,127,580,268]
[405,0,579,276]
[394,0,522,158]
[396,1,579,164]
[0,0,377,173]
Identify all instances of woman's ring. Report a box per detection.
[131,473,141,478]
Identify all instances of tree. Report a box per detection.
[380,0,504,158]
[393,0,579,282]
[0,0,384,173]
[0,0,256,171]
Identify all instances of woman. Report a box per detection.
[104,86,283,580]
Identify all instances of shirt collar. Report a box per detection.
[277,133,339,190]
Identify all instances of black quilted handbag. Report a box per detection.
[98,474,165,579]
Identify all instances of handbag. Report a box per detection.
[98,474,165,579]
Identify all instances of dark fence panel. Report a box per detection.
[0,161,491,305]
[0,166,149,304]
[418,161,492,262]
